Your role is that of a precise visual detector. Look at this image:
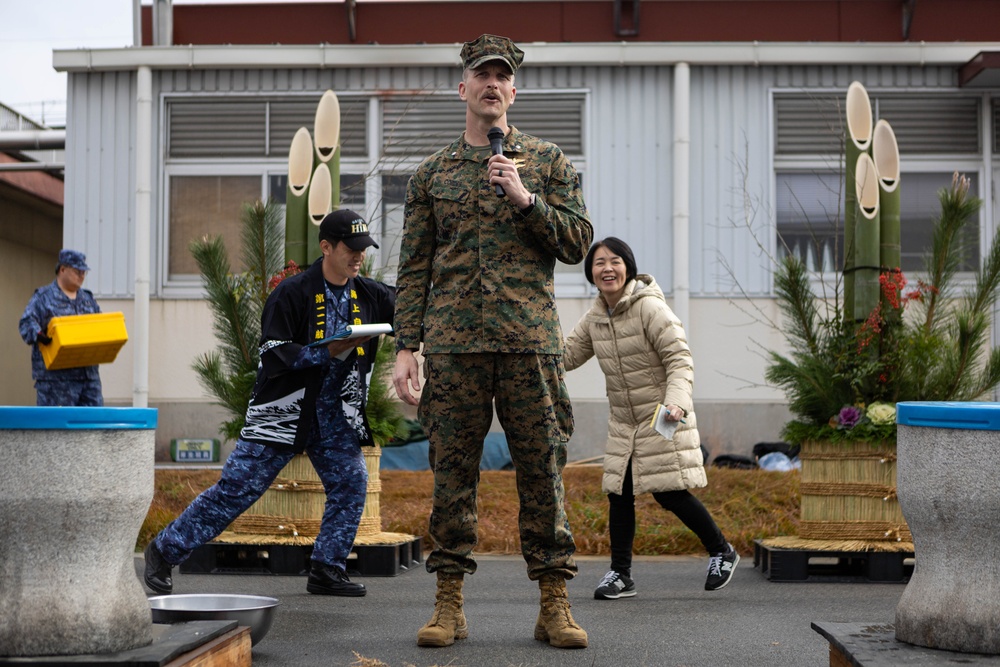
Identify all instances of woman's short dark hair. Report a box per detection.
[583,237,638,285]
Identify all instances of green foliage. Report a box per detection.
[771,174,999,444]
[364,336,406,445]
[190,199,286,441]
[781,419,895,446]
[358,254,405,446]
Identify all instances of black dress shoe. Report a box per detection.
[307,563,366,597]
[143,540,173,595]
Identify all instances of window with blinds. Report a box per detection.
[167,92,585,160]
[167,97,368,159]
[380,92,586,158]
[775,93,981,155]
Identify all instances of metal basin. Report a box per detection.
[149,594,279,647]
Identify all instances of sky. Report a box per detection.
[1,0,339,128]
[1,0,135,126]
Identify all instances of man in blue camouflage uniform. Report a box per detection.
[392,34,594,649]
[144,210,395,598]
[18,249,103,406]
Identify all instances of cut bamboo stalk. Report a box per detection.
[854,152,881,323]
[313,95,341,207]
[313,90,341,164]
[873,119,901,311]
[844,81,873,323]
[307,163,333,263]
[285,126,313,267]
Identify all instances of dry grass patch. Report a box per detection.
[142,466,800,556]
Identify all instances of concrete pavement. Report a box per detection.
[145,553,906,667]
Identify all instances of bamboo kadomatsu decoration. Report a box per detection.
[763,84,913,556]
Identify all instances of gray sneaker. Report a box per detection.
[705,543,740,591]
[594,570,637,600]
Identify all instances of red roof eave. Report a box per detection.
[0,153,64,208]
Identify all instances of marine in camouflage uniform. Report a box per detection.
[400,125,590,578]
[394,33,593,649]
[18,249,103,406]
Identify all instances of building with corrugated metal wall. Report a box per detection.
[50,1,1000,460]
[0,103,64,406]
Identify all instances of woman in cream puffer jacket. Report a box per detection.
[564,237,738,599]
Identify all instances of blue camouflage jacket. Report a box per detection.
[18,280,102,382]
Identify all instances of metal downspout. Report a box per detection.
[672,62,691,329]
[133,66,152,408]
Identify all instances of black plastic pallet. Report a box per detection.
[754,539,913,583]
[179,536,423,577]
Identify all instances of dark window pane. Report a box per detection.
[776,171,979,273]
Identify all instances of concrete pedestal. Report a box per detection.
[895,401,1000,654]
[0,407,158,657]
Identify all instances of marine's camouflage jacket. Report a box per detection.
[396,126,593,354]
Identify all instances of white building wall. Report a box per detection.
[64,70,140,298]
[59,58,978,457]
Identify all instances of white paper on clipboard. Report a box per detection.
[649,403,680,440]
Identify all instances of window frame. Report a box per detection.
[158,88,591,297]
[770,87,991,294]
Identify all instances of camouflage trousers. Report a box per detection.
[419,352,578,581]
[35,379,103,406]
[156,421,367,570]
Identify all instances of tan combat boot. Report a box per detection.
[534,574,589,649]
[417,572,469,647]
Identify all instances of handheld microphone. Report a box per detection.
[487,126,505,196]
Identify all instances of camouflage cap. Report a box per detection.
[460,34,524,73]
[56,248,90,273]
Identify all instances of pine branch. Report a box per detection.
[190,198,286,442]
[922,173,977,334]
[774,254,821,356]
[189,235,259,376]
[240,199,286,320]
[962,348,1000,401]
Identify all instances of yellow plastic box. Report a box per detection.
[42,312,129,371]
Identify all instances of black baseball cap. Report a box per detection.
[319,209,379,251]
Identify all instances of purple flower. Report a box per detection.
[838,405,862,429]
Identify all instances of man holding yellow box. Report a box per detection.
[18,249,104,406]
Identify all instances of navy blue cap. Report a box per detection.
[57,249,90,272]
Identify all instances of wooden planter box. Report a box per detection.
[799,439,911,542]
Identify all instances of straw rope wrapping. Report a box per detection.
[798,439,910,543]
[228,514,322,537]
[800,482,897,499]
[761,535,914,553]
